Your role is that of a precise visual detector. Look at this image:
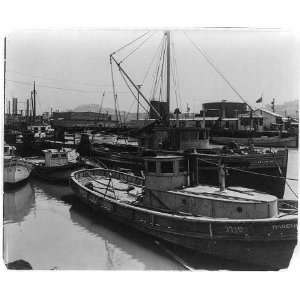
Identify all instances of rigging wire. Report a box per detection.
[124,98,138,122]
[195,156,298,182]
[171,41,183,110]
[7,79,129,94]
[184,31,254,111]
[170,59,179,108]
[112,31,150,55]
[119,69,149,114]
[110,58,120,123]
[141,36,165,86]
[119,32,157,64]
[151,37,166,100]
[158,38,167,102]
[7,69,112,88]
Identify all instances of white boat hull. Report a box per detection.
[4,159,32,184]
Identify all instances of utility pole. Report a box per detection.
[271,98,275,113]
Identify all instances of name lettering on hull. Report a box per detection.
[225,226,244,233]
[272,223,298,230]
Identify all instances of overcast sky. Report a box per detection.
[5,29,300,115]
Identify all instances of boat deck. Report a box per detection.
[78,175,142,204]
[175,185,277,203]
[73,171,296,222]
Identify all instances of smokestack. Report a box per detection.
[12,98,18,115]
[26,99,30,117]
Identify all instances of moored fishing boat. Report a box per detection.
[70,155,298,269]
[4,144,33,187]
[79,133,289,198]
[210,135,297,148]
[31,148,85,184]
[79,30,290,199]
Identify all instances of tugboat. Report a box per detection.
[4,144,33,187]
[32,148,85,184]
[70,155,297,270]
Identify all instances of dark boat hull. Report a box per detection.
[92,148,289,198]
[211,136,298,148]
[70,171,297,269]
[190,150,288,198]
[33,162,85,184]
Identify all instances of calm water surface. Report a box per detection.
[3,149,298,270]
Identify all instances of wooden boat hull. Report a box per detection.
[70,169,297,269]
[211,136,298,148]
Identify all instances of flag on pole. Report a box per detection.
[256,96,263,103]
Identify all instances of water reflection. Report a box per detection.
[4,182,35,224]
[69,204,181,270]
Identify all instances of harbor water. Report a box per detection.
[3,149,298,270]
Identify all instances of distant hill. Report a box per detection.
[72,104,148,121]
[264,100,299,118]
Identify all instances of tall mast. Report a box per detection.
[33,81,36,120]
[4,37,6,114]
[166,31,171,117]
[110,56,119,124]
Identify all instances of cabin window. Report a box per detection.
[237,207,243,213]
[147,161,156,173]
[60,153,67,158]
[179,160,186,172]
[4,146,9,152]
[41,127,45,132]
[161,161,174,173]
[52,154,59,158]
[34,127,39,132]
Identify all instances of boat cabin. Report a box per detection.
[142,155,278,219]
[42,149,70,167]
[28,124,53,138]
[4,144,16,157]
